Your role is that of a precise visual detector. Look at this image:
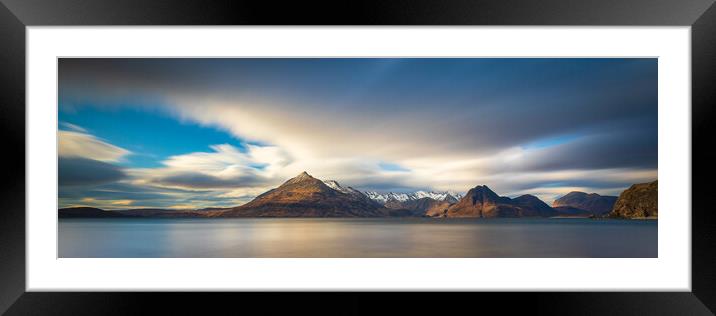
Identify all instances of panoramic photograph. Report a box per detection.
[57,58,658,258]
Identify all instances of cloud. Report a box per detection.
[59,157,126,186]
[60,122,88,133]
[57,58,658,207]
[58,59,657,161]
[59,130,130,162]
[57,128,130,187]
[57,141,296,209]
[506,124,657,172]
[58,181,251,210]
[149,172,268,189]
[130,143,291,191]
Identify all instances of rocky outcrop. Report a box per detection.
[552,192,617,216]
[216,172,386,217]
[607,181,658,219]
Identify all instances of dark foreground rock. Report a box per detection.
[607,181,658,219]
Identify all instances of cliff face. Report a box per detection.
[608,181,658,219]
[552,191,617,216]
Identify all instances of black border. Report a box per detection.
[1,0,715,314]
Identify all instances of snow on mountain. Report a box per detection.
[322,180,363,196]
[321,180,462,204]
[364,190,463,204]
[323,180,347,192]
[414,191,456,201]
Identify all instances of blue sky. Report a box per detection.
[59,105,249,168]
[58,58,658,209]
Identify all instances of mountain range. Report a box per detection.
[364,191,462,204]
[363,190,463,217]
[59,171,657,219]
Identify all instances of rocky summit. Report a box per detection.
[607,181,658,219]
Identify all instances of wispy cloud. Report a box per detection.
[60,122,88,133]
[59,130,130,162]
[57,129,131,187]
[129,143,291,191]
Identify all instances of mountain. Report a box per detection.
[607,181,658,219]
[365,191,462,204]
[216,172,385,217]
[438,185,557,218]
[552,191,618,216]
[59,207,135,218]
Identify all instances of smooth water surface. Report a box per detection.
[58,218,657,258]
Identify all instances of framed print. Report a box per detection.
[1,0,715,315]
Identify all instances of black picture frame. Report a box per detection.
[1,0,715,314]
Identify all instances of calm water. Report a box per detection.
[58,218,657,258]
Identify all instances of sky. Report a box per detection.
[58,58,658,209]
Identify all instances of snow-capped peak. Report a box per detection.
[364,191,463,204]
[321,178,462,203]
[414,191,452,201]
[323,180,347,192]
[323,180,363,196]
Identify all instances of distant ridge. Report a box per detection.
[58,207,210,218]
[552,191,617,216]
[59,207,134,218]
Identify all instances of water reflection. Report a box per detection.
[59,218,657,258]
